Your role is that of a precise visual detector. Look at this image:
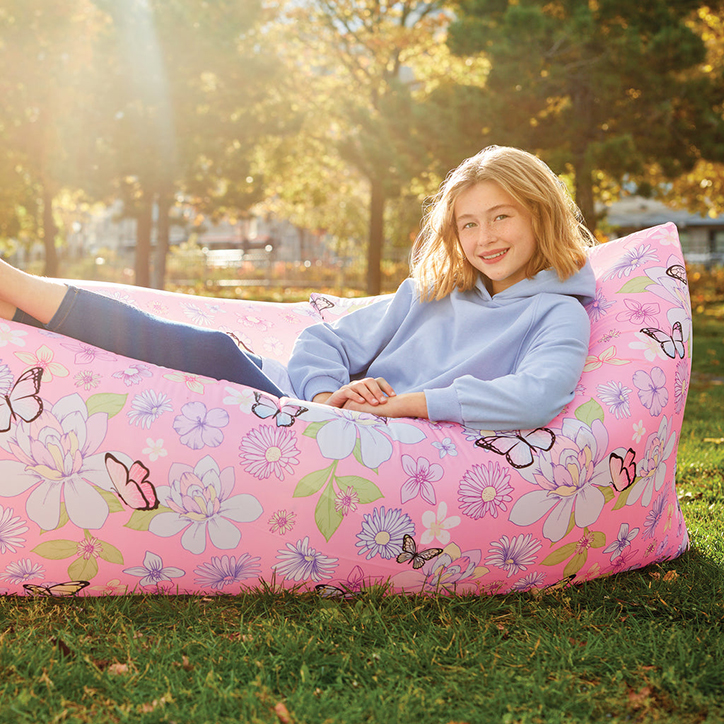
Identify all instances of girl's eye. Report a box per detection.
[494,213,509,222]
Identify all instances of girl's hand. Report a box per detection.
[343,391,428,420]
[314,377,396,409]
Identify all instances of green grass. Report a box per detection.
[1,308,723,724]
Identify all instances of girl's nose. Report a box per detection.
[479,223,496,243]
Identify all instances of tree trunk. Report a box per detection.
[135,200,153,288]
[153,191,172,290]
[572,151,596,233]
[366,175,385,295]
[570,80,597,233]
[41,185,59,277]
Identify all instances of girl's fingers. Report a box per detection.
[353,380,379,404]
[330,378,395,408]
[376,378,396,397]
[357,378,391,405]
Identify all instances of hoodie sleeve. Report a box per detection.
[288,280,417,401]
[424,297,591,431]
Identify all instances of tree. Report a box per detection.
[275,0,471,294]
[642,6,724,216]
[90,0,283,287]
[447,0,724,229]
[0,0,108,274]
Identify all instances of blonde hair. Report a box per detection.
[410,146,596,300]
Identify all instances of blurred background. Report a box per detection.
[3,0,724,297]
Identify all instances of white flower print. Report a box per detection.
[420,502,461,545]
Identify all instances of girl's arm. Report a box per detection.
[289,281,416,402]
[342,391,428,420]
[424,300,591,430]
[312,377,427,419]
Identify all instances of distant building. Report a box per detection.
[603,196,724,265]
[56,202,334,265]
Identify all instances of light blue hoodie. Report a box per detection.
[285,261,596,431]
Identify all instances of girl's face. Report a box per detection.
[454,181,537,295]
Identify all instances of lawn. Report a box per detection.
[0,285,723,724]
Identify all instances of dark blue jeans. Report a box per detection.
[13,286,285,396]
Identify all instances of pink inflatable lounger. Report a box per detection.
[0,223,691,597]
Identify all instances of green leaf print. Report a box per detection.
[598,485,616,505]
[294,463,335,498]
[315,480,344,542]
[302,421,326,439]
[575,398,605,426]
[563,552,588,577]
[86,392,128,419]
[617,277,652,294]
[335,475,383,504]
[95,487,125,513]
[97,539,124,565]
[542,541,578,566]
[124,507,170,532]
[31,539,79,560]
[68,556,99,581]
[612,483,636,510]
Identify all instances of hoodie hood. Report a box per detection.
[475,258,597,306]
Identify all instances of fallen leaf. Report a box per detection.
[108,663,130,676]
[663,570,679,582]
[274,701,292,723]
[628,686,652,708]
[138,695,171,714]
[50,636,73,659]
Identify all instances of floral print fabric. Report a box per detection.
[0,223,691,596]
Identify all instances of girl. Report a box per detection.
[0,146,596,431]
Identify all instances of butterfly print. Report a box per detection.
[23,580,90,597]
[640,321,685,359]
[475,427,556,469]
[0,366,44,433]
[665,264,687,284]
[226,330,254,354]
[105,453,159,511]
[536,574,577,595]
[314,584,358,601]
[609,448,636,492]
[252,391,308,427]
[396,534,443,569]
[310,295,335,315]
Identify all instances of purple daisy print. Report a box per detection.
[355,506,415,560]
[193,554,261,590]
[587,289,615,322]
[112,363,153,386]
[239,425,300,481]
[597,381,632,420]
[127,389,173,429]
[2,558,44,584]
[0,505,27,554]
[485,534,542,577]
[274,537,338,582]
[458,461,513,519]
[674,360,689,414]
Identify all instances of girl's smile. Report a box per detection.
[455,181,537,294]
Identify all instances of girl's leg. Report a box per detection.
[0,262,285,395]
